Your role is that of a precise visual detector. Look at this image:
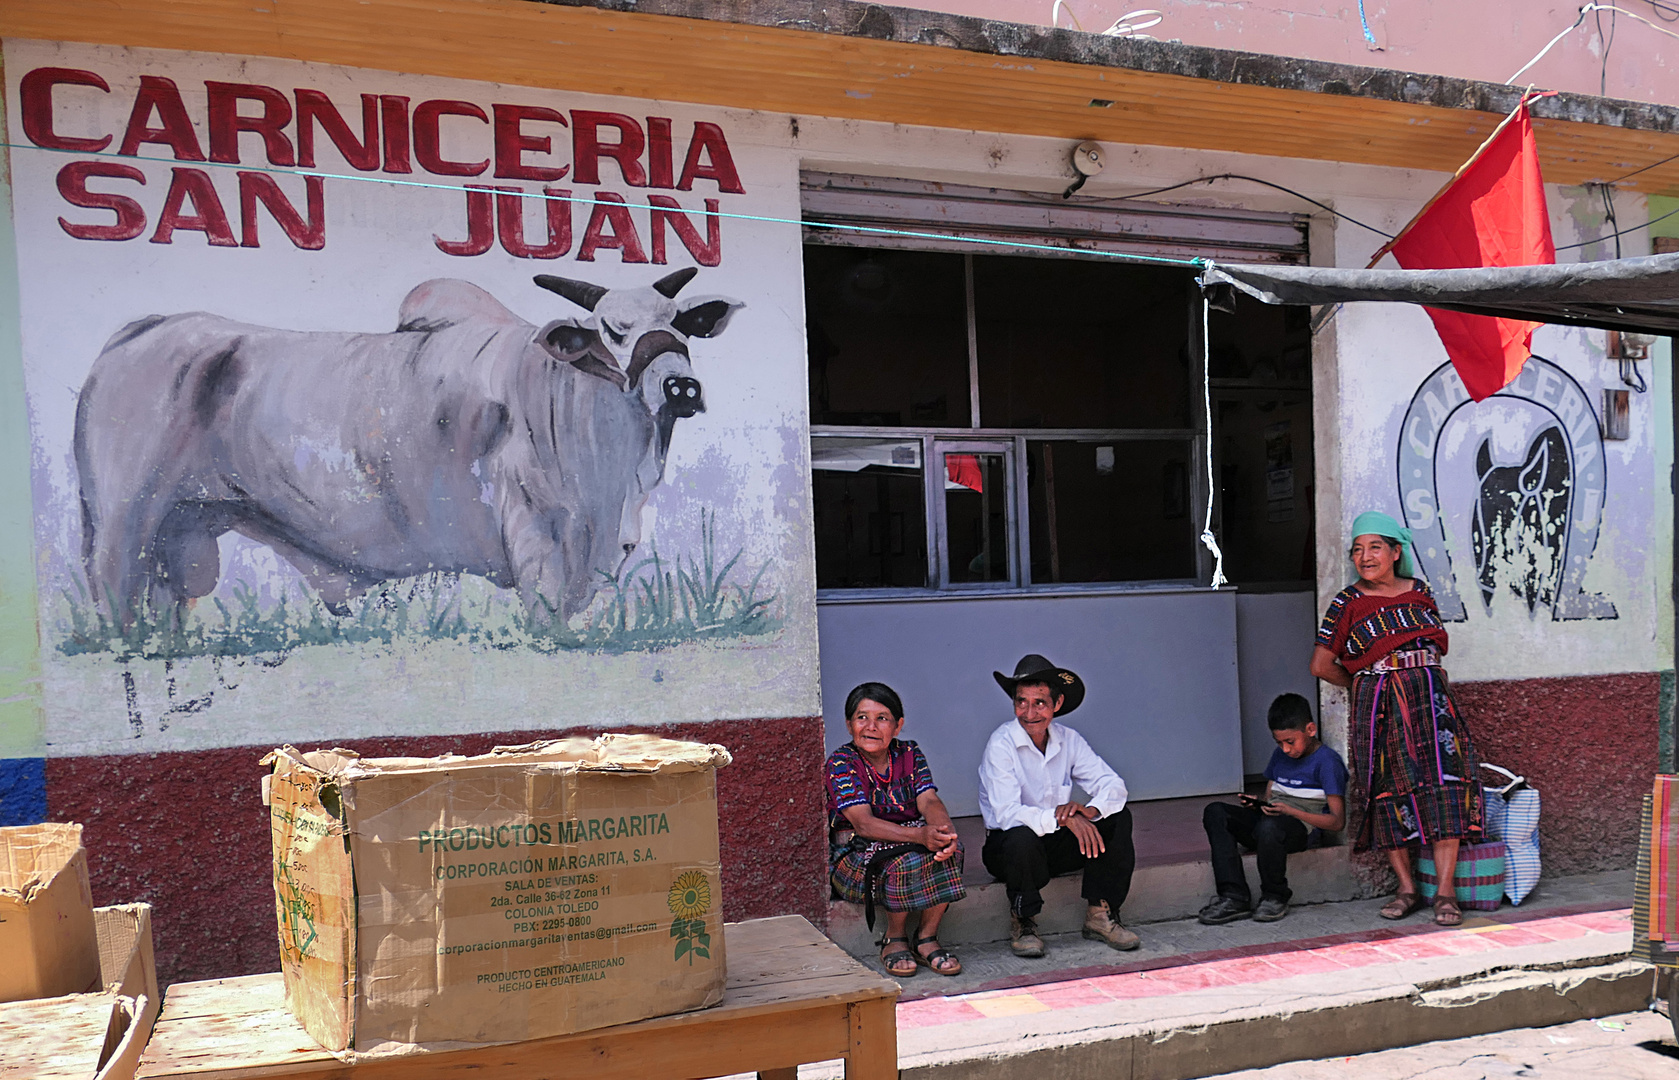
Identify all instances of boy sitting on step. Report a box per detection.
[1198,693,1347,925]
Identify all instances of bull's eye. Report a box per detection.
[602,322,627,347]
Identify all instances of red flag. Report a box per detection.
[947,454,983,493]
[1374,100,1555,402]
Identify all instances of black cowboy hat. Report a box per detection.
[993,653,1085,715]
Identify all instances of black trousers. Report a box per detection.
[1203,801,1309,904]
[981,808,1135,920]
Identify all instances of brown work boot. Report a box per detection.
[1009,913,1045,958]
[1083,902,1140,950]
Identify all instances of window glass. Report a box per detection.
[811,436,928,588]
[1025,440,1197,583]
[942,451,1010,584]
[805,247,971,426]
[973,256,1193,429]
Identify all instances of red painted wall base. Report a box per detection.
[1454,671,1658,876]
[47,717,827,986]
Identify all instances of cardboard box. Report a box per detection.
[263,734,732,1054]
[0,903,159,1080]
[0,823,100,1004]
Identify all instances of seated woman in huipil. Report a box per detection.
[825,682,965,977]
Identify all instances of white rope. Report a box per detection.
[1507,4,1679,85]
[1199,293,1228,589]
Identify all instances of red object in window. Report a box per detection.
[947,454,983,493]
[1379,100,1555,403]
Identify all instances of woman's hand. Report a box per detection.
[921,823,960,861]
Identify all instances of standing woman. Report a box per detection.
[826,682,965,977]
[1310,512,1484,927]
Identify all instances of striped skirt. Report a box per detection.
[1350,665,1485,853]
[830,822,966,912]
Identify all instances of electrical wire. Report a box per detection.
[1509,4,1679,85]
[1554,200,1679,250]
[1108,173,1396,238]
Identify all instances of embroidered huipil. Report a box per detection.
[1315,580,1450,673]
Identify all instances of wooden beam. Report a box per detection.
[6,0,1679,194]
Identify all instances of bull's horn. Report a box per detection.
[534,275,609,311]
[652,267,699,298]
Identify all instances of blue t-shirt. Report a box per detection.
[1264,742,1348,816]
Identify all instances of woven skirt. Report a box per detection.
[1350,665,1485,852]
[830,823,966,913]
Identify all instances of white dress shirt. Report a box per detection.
[977,720,1129,835]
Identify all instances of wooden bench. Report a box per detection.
[136,915,898,1080]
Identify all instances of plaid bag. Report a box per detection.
[1417,841,1507,910]
[1481,763,1541,905]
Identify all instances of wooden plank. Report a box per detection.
[138,918,897,1079]
[141,1001,852,1079]
[5,0,1679,193]
[0,993,122,1079]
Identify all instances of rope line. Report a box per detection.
[1198,292,1227,590]
[0,140,1208,269]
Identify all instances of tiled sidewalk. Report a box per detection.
[896,905,1633,1030]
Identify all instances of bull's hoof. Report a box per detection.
[323,599,352,617]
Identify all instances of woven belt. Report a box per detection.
[1365,646,1442,674]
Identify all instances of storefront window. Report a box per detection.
[940,448,1011,585]
[811,436,928,588]
[806,243,1309,593]
[1024,440,1196,584]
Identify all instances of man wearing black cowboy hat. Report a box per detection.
[978,654,1138,957]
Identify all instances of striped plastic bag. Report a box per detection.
[1417,841,1506,909]
[1482,763,1540,905]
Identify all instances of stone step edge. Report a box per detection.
[825,845,1372,950]
[893,956,1654,1080]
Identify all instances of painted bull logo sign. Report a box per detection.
[1396,357,1615,622]
[75,268,742,628]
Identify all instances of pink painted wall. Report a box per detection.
[914,1,1679,106]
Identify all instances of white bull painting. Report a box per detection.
[73,268,743,630]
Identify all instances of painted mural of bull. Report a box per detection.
[73,268,742,629]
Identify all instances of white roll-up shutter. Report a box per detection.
[801,171,1310,265]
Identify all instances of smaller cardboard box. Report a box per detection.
[263,734,731,1055]
[0,823,100,1003]
[0,903,157,1080]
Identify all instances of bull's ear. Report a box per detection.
[534,274,608,311]
[538,320,597,359]
[672,296,745,339]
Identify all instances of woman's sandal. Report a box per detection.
[1379,891,1424,920]
[879,937,917,978]
[1433,895,1463,927]
[913,935,961,977]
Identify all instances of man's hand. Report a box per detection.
[1065,813,1105,858]
[1055,801,1098,827]
[1261,802,1295,818]
[921,823,960,861]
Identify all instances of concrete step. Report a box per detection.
[826,845,1369,955]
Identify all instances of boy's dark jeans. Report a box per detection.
[1203,801,1308,904]
[982,808,1136,920]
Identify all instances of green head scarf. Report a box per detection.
[1349,511,1416,578]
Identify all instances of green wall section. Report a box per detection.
[0,64,47,760]
[1650,195,1679,242]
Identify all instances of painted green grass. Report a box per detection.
[57,517,780,661]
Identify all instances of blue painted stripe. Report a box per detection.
[0,758,47,826]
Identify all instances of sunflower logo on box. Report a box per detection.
[668,870,713,964]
